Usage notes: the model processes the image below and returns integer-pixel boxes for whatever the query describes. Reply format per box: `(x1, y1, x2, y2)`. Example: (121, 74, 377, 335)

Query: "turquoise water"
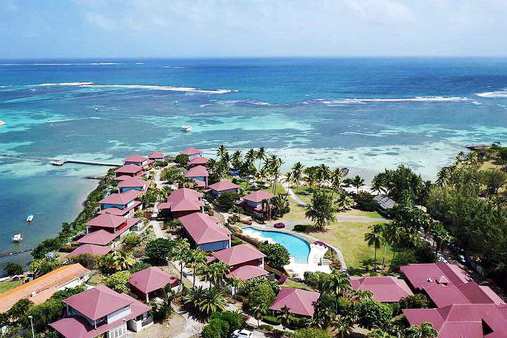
(244, 227, 310, 263)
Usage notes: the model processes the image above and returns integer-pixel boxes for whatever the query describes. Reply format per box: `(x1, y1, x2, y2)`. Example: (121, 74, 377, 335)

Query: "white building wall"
(107, 306, 131, 324)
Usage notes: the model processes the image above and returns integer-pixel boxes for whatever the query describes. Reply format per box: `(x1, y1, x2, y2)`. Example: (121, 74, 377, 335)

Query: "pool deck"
(245, 223, 347, 276)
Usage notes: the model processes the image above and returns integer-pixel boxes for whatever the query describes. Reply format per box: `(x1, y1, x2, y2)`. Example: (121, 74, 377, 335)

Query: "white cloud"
(343, 0, 414, 24)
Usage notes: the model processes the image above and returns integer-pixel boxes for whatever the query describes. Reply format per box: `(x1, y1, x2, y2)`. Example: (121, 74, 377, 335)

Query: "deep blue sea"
(1, 57, 507, 268)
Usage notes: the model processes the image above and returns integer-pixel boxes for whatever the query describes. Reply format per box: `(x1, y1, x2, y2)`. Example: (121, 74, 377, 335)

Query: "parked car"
(274, 222, 285, 228)
(232, 329, 252, 338)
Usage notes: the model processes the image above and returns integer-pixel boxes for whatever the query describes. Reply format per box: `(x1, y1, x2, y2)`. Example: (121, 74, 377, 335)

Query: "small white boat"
(0, 119, 5, 126)
(12, 234, 22, 242)
(181, 125, 192, 132)
(26, 215, 34, 222)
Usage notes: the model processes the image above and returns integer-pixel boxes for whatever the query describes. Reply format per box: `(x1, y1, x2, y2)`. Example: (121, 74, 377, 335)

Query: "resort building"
(270, 288, 320, 318)
(0, 264, 90, 313)
(210, 244, 268, 281)
(123, 155, 149, 167)
(180, 147, 202, 158)
(349, 276, 413, 303)
(158, 188, 204, 218)
(147, 152, 164, 162)
(98, 190, 142, 218)
(67, 244, 112, 258)
(373, 194, 396, 211)
(77, 218, 142, 248)
(85, 214, 129, 234)
(207, 180, 239, 196)
(179, 213, 231, 251)
(129, 267, 179, 302)
(184, 165, 209, 188)
(114, 164, 144, 178)
(117, 177, 149, 193)
(189, 156, 209, 167)
(50, 284, 152, 338)
(241, 190, 274, 218)
(403, 304, 507, 338)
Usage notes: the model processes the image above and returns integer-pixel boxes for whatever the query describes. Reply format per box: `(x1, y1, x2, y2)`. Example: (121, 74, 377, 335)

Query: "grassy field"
(0, 280, 21, 294)
(282, 278, 314, 291)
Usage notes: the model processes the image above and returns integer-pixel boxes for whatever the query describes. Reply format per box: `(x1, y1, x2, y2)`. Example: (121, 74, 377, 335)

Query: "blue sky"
(1, 0, 507, 59)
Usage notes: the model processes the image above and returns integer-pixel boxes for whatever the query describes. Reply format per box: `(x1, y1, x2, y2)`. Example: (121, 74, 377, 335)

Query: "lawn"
(340, 209, 384, 219)
(307, 219, 393, 269)
(0, 280, 21, 294)
(284, 199, 308, 221)
(282, 278, 314, 291)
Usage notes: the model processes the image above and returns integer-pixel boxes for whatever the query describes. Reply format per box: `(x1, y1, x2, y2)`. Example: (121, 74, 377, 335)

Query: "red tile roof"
(77, 230, 115, 246)
(114, 175, 132, 181)
(404, 304, 507, 338)
(115, 164, 144, 174)
(117, 177, 149, 188)
(212, 244, 265, 266)
(401, 262, 472, 291)
(129, 267, 179, 294)
(189, 156, 209, 165)
(270, 288, 320, 317)
(98, 201, 141, 216)
(67, 244, 112, 258)
(99, 190, 140, 205)
(158, 188, 203, 212)
(425, 282, 506, 308)
(227, 265, 269, 281)
(243, 190, 274, 203)
(52, 285, 150, 338)
(147, 152, 164, 159)
(350, 276, 413, 303)
(180, 147, 202, 156)
(123, 155, 147, 163)
(185, 165, 209, 178)
(86, 214, 126, 229)
(0, 264, 89, 313)
(179, 213, 230, 245)
(208, 180, 239, 192)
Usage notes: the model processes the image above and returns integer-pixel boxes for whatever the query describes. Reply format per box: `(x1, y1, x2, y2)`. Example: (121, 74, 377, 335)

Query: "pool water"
(243, 227, 310, 263)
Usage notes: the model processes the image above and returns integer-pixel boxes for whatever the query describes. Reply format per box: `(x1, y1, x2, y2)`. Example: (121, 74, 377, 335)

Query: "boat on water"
(26, 215, 34, 222)
(181, 125, 192, 132)
(12, 234, 22, 242)
(0, 119, 5, 126)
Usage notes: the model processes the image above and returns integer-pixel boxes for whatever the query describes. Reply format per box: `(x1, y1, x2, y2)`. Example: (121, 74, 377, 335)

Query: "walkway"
(282, 182, 307, 207)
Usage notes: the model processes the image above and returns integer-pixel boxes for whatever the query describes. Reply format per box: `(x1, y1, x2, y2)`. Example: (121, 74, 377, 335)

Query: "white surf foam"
(320, 96, 470, 105)
(0, 63, 120, 66)
(476, 89, 507, 98)
(33, 82, 94, 87)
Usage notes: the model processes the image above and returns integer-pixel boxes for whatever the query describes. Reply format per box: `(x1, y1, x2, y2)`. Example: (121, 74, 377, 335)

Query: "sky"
(1, 0, 507, 59)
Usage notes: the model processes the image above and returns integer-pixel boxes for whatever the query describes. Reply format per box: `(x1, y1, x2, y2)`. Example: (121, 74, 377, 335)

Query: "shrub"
(210, 311, 243, 336)
(4, 262, 23, 276)
(246, 281, 276, 313)
(201, 318, 229, 338)
(354, 191, 379, 211)
(215, 191, 241, 211)
(260, 243, 290, 270)
(357, 300, 393, 330)
(399, 294, 430, 309)
(145, 238, 172, 263)
(292, 328, 331, 338)
(258, 324, 273, 331)
(131, 261, 151, 273)
(293, 224, 307, 232)
(175, 154, 190, 166)
(123, 232, 142, 249)
(104, 271, 131, 293)
(69, 253, 98, 269)
(262, 315, 281, 325)
(289, 316, 310, 329)
(231, 238, 243, 246)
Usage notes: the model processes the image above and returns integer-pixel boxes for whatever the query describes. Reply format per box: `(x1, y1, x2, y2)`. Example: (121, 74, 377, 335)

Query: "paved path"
(151, 220, 165, 239)
(282, 182, 307, 206)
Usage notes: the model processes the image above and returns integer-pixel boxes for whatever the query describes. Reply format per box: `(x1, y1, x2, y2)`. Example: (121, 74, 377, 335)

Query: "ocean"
(1, 57, 507, 268)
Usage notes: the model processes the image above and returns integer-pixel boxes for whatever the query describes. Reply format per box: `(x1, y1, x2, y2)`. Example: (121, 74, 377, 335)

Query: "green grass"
(340, 209, 384, 219)
(307, 220, 393, 269)
(0, 280, 21, 294)
(282, 279, 314, 291)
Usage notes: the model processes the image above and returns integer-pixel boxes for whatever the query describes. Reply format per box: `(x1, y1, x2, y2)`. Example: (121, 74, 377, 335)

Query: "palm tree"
(291, 162, 304, 192)
(316, 164, 330, 189)
(256, 147, 266, 172)
(209, 261, 229, 287)
(171, 239, 190, 286)
(335, 191, 354, 211)
(265, 155, 283, 194)
(198, 264, 215, 288)
(365, 223, 384, 266)
(333, 314, 355, 338)
(325, 270, 351, 299)
(251, 303, 268, 327)
(279, 305, 292, 327)
(111, 251, 135, 271)
(231, 150, 242, 170)
(305, 190, 336, 230)
(199, 288, 226, 315)
(405, 322, 438, 338)
(245, 148, 256, 165)
(217, 144, 228, 159)
(330, 167, 346, 196)
(367, 329, 395, 338)
(187, 249, 207, 287)
(229, 277, 244, 300)
(351, 175, 365, 193)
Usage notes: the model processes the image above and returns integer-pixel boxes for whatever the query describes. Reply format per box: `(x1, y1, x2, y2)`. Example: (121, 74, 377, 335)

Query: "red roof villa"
(158, 188, 204, 218)
(118, 177, 149, 193)
(208, 180, 239, 196)
(180, 147, 202, 157)
(270, 288, 320, 317)
(210, 244, 268, 281)
(189, 156, 209, 167)
(123, 155, 149, 167)
(179, 213, 231, 252)
(184, 165, 209, 187)
(50, 284, 152, 338)
(98, 190, 142, 218)
(115, 164, 144, 178)
(147, 152, 164, 162)
(241, 190, 275, 219)
(129, 267, 179, 302)
(350, 276, 413, 303)
(67, 244, 112, 258)
(77, 218, 142, 248)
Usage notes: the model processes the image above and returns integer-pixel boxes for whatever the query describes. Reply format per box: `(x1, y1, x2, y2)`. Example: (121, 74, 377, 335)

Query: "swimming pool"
(243, 227, 310, 263)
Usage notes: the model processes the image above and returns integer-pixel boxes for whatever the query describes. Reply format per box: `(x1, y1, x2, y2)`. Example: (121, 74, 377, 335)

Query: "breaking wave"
(476, 89, 507, 98)
(318, 96, 470, 105)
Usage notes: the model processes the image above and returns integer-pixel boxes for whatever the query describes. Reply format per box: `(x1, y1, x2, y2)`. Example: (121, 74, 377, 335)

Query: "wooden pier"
(0, 154, 121, 167)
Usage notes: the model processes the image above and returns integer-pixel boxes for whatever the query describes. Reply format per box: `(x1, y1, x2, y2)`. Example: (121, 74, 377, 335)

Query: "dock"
(0, 154, 121, 167)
